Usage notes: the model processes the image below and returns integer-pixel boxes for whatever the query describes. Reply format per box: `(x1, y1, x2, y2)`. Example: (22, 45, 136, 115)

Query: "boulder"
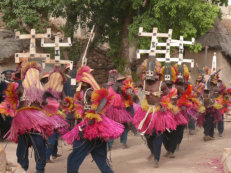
(87, 48, 116, 84)
(222, 148, 231, 173)
(0, 144, 7, 173)
(0, 144, 26, 173)
(0, 29, 29, 64)
(6, 163, 26, 173)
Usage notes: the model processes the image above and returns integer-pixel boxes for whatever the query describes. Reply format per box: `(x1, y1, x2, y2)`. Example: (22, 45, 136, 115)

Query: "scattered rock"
(0, 144, 7, 173)
(0, 29, 29, 64)
(0, 144, 26, 173)
(222, 148, 231, 173)
(6, 163, 26, 173)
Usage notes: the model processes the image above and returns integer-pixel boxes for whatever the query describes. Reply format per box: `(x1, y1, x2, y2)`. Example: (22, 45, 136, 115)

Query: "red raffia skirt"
(105, 91, 132, 123)
(133, 103, 140, 113)
(49, 115, 70, 135)
(62, 114, 124, 145)
(105, 106, 132, 123)
(133, 107, 177, 135)
(197, 107, 222, 127)
(6, 107, 54, 143)
(187, 107, 198, 120)
(174, 110, 188, 126)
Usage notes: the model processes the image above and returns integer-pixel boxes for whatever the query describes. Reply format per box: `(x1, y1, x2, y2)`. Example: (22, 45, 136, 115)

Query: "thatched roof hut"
(197, 17, 231, 58)
(185, 17, 231, 85)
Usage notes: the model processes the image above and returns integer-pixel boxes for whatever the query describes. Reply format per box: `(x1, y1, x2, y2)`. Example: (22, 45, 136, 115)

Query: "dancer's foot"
(164, 151, 170, 157)
(154, 160, 159, 168)
(52, 154, 62, 160)
(219, 133, 223, 137)
(169, 153, 175, 158)
(122, 143, 129, 149)
(189, 130, 196, 135)
(203, 136, 209, 141)
(46, 160, 54, 163)
(203, 136, 213, 141)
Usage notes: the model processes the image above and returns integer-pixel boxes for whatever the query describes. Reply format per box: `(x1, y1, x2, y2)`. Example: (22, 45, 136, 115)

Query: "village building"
(186, 17, 231, 86)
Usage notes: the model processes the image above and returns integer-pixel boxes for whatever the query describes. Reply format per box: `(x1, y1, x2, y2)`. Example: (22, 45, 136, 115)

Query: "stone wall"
(185, 49, 231, 86)
(0, 144, 7, 173)
(87, 48, 116, 84)
(0, 28, 115, 84)
(0, 29, 29, 72)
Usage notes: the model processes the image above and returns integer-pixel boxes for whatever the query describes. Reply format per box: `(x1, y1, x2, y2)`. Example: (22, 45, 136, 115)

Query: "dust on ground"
(2, 124, 231, 173)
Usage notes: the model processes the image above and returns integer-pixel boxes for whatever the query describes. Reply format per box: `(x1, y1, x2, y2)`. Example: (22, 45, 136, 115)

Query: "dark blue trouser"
(53, 137, 58, 157)
(108, 124, 129, 149)
(188, 116, 195, 130)
(145, 132, 162, 161)
(203, 113, 215, 137)
(0, 115, 12, 140)
(162, 125, 185, 154)
(17, 134, 46, 173)
(46, 130, 58, 160)
(162, 129, 177, 154)
(126, 106, 137, 135)
(126, 106, 134, 117)
(216, 114, 224, 134)
(67, 139, 113, 173)
(177, 125, 185, 145)
(120, 124, 129, 144)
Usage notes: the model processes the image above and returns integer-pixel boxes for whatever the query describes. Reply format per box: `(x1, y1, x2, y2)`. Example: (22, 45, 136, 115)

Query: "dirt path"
(2, 125, 231, 173)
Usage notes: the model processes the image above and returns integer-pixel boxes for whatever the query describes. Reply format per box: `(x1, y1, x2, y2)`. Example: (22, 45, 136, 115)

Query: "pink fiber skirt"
(197, 107, 222, 127)
(133, 107, 177, 135)
(187, 107, 198, 120)
(174, 111, 188, 126)
(6, 107, 54, 143)
(105, 106, 132, 123)
(133, 103, 141, 113)
(49, 115, 70, 135)
(62, 115, 124, 145)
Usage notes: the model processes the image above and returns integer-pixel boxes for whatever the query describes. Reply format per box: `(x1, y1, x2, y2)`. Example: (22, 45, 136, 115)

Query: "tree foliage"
(0, 0, 53, 32)
(0, 0, 227, 67)
(129, 0, 220, 52)
(52, 0, 223, 61)
(211, 0, 228, 6)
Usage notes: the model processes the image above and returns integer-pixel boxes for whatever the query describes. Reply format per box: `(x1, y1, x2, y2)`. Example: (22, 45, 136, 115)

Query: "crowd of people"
(0, 55, 230, 173)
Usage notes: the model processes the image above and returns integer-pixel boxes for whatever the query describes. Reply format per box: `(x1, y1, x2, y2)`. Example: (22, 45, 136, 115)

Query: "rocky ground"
(2, 123, 231, 173)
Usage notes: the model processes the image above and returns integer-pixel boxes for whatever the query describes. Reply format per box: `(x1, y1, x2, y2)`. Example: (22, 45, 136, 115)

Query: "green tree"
(129, 0, 221, 53)
(0, 0, 227, 69)
(211, 0, 228, 6)
(52, 0, 133, 71)
(52, 0, 79, 39)
(0, 0, 53, 32)
(0, 0, 82, 63)
(52, 0, 223, 68)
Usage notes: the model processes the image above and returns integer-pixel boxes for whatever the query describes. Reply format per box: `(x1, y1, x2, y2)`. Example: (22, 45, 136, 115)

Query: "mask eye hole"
(165, 75, 171, 80)
(146, 70, 154, 76)
(178, 73, 183, 78)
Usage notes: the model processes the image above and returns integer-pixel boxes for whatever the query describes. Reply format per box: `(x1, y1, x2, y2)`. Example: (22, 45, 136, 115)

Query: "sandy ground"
(2, 124, 231, 173)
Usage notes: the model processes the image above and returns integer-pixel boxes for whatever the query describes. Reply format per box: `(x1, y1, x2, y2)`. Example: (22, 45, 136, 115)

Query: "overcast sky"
(229, 0, 231, 5)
